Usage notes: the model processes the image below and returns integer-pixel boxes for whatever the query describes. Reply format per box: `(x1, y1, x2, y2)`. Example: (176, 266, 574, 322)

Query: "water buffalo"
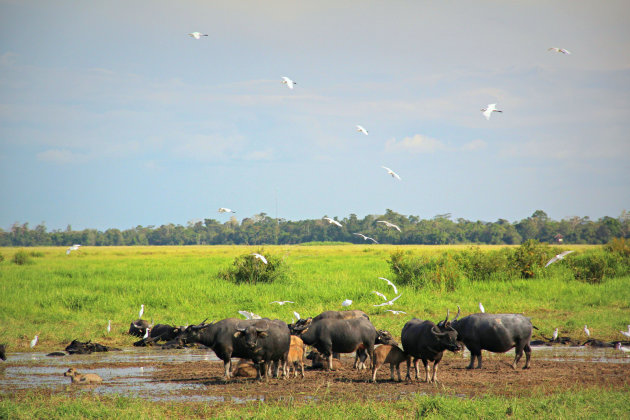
(401, 312, 460, 383)
(182, 318, 290, 380)
(64, 368, 103, 384)
(293, 317, 387, 375)
(371, 344, 411, 382)
(447, 307, 533, 369)
(65, 340, 111, 354)
(286, 335, 305, 378)
(0, 344, 6, 361)
(128, 319, 149, 337)
(150, 324, 186, 342)
(306, 349, 342, 370)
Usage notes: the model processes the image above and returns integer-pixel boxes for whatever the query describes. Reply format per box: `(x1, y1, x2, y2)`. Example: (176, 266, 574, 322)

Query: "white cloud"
(36, 149, 89, 164)
(385, 134, 448, 154)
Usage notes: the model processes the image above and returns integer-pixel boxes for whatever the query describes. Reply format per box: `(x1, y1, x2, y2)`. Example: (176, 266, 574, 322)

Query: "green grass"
(0, 244, 628, 351)
(1, 387, 628, 419)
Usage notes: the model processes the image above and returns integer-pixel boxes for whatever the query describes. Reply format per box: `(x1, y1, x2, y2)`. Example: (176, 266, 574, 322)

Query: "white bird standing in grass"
(372, 291, 387, 301)
(107, 320, 111, 334)
(271, 300, 294, 305)
(374, 294, 402, 307)
(378, 277, 398, 295)
(548, 47, 571, 55)
(281, 76, 296, 89)
(377, 220, 401, 232)
(342, 299, 353, 307)
(238, 311, 262, 320)
(386, 310, 407, 315)
(251, 253, 268, 264)
(356, 125, 368, 135)
(481, 103, 503, 120)
(545, 250, 574, 267)
(552, 328, 558, 341)
(139, 304, 144, 319)
(188, 32, 208, 39)
(218, 208, 235, 213)
(479, 302, 485, 313)
(30, 335, 38, 348)
(324, 217, 342, 227)
(584, 325, 590, 338)
(381, 166, 401, 180)
(620, 325, 630, 338)
(66, 244, 81, 255)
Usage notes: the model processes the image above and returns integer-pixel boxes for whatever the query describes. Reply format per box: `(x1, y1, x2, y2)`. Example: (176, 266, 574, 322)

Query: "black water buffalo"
(150, 324, 185, 342)
(447, 307, 533, 369)
(294, 317, 388, 374)
(128, 319, 149, 337)
(0, 344, 6, 361)
(182, 318, 290, 380)
(65, 339, 111, 354)
(401, 312, 459, 383)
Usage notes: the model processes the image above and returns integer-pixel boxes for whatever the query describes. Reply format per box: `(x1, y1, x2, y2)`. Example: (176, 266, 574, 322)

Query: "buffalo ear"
(258, 331, 269, 338)
(233, 331, 243, 338)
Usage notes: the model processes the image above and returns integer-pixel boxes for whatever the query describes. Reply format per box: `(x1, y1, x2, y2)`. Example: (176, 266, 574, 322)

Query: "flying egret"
(548, 47, 571, 55)
(584, 325, 590, 338)
(386, 310, 407, 315)
(218, 208, 235, 213)
(107, 320, 111, 334)
(324, 217, 342, 227)
(66, 244, 81, 255)
(271, 300, 294, 305)
(188, 32, 208, 39)
(281, 76, 296, 89)
(30, 335, 38, 348)
(376, 220, 401, 232)
(381, 166, 401, 180)
(545, 250, 575, 267)
(378, 277, 398, 295)
(341, 299, 353, 307)
(372, 291, 387, 301)
(620, 325, 630, 338)
(139, 304, 144, 319)
(479, 302, 485, 313)
(552, 328, 558, 341)
(238, 310, 262, 320)
(481, 104, 503, 120)
(353, 233, 378, 243)
(356, 125, 369, 135)
(373, 294, 402, 307)
(293, 311, 301, 322)
(251, 253, 268, 264)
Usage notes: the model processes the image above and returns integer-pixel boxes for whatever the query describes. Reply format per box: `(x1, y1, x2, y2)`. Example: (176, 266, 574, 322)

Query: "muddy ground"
(14, 350, 626, 403)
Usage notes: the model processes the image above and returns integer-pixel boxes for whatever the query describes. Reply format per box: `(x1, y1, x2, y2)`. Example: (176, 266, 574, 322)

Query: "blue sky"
(1, 1, 628, 231)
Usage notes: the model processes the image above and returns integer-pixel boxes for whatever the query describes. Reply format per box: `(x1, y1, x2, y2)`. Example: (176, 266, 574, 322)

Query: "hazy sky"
(1, 1, 628, 231)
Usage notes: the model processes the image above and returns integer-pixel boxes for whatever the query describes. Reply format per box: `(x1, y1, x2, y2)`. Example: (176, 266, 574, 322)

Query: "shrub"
(218, 251, 288, 285)
(509, 240, 551, 278)
(568, 252, 615, 284)
(387, 250, 462, 291)
(0, 253, 4, 263)
(11, 250, 33, 265)
(454, 247, 514, 281)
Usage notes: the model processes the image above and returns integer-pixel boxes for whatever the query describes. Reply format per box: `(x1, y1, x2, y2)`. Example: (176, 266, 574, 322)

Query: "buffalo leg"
(371, 362, 379, 382)
(422, 359, 430, 382)
(223, 359, 232, 379)
(431, 362, 438, 383)
(523, 343, 531, 369)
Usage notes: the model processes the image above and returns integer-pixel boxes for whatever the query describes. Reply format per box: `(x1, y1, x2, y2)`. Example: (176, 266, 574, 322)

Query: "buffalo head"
(234, 321, 269, 350)
(376, 329, 398, 346)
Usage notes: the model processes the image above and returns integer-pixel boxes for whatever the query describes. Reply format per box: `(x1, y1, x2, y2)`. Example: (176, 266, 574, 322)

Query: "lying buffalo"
(128, 319, 149, 337)
(401, 311, 459, 383)
(65, 340, 113, 355)
(150, 324, 186, 342)
(446, 307, 533, 369)
(182, 318, 290, 380)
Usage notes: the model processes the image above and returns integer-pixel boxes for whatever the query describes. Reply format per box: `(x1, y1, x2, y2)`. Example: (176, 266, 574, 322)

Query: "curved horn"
(452, 306, 461, 322)
(431, 325, 449, 337)
(444, 308, 450, 324)
(199, 318, 208, 325)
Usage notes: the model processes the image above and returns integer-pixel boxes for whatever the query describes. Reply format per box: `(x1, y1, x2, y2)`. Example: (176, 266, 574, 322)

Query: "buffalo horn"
(431, 325, 448, 337)
(444, 309, 450, 324)
(452, 306, 461, 322)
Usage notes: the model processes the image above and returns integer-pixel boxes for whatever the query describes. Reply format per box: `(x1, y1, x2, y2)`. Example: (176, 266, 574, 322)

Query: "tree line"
(1, 210, 628, 247)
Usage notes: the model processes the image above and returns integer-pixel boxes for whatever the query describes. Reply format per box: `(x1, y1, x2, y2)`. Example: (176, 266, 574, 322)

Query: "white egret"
(238, 310, 262, 320)
(548, 47, 571, 55)
(376, 220, 401, 232)
(584, 325, 590, 338)
(143, 327, 150, 340)
(381, 166, 401, 180)
(66, 244, 81, 255)
(188, 32, 208, 39)
(107, 320, 111, 334)
(271, 301, 294, 305)
(620, 325, 630, 338)
(479, 302, 485, 313)
(218, 208, 235, 213)
(341, 299, 353, 307)
(372, 291, 387, 301)
(481, 104, 503, 120)
(373, 294, 402, 307)
(293, 311, 301, 322)
(378, 277, 398, 295)
(139, 304, 144, 319)
(356, 125, 368, 135)
(281, 76, 296, 89)
(552, 328, 558, 341)
(545, 250, 574, 267)
(386, 310, 407, 315)
(324, 217, 342, 227)
(353, 233, 378, 244)
(30, 335, 38, 348)
(251, 253, 268, 264)
(616, 343, 630, 353)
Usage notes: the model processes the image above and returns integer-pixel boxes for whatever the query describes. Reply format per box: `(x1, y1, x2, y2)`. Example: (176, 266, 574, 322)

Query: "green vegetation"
(218, 250, 289, 284)
(1, 387, 628, 419)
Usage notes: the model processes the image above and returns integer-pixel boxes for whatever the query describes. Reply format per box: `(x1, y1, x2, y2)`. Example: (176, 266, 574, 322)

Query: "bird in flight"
(481, 104, 503, 120)
(479, 302, 485, 313)
(374, 294, 402, 307)
(251, 253, 268, 264)
(218, 208, 235, 213)
(188, 32, 208, 39)
(548, 47, 571, 55)
(30, 335, 38, 348)
(386, 310, 407, 315)
(372, 291, 387, 301)
(324, 217, 342, 227)
(378, 277, 398, 295)
(381, 166, 401, 180)
(353, 233, 378, 244)
(238, 310, 262, 320)
(271, 300, 294, 305)
(377, 220, 401, 232)
(356, 125, 369, 135)
(545, 250, 574, 267)
(281, 76, 296, 89)
(66, 244, 81, 255)
(342, 299, 353, 307)
(139, 304, 144, 319)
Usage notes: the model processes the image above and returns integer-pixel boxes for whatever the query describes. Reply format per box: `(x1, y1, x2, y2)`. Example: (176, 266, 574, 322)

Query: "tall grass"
(0, 244, 628, 351)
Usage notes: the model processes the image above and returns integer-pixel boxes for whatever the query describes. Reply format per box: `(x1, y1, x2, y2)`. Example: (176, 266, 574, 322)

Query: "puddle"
(530, 345, 630, 364)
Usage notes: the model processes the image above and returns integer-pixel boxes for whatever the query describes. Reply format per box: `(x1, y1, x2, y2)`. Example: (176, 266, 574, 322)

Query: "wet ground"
(1, 346, 629, 403)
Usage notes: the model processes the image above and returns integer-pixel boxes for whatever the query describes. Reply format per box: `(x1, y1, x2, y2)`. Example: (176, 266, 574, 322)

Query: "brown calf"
(286, 336, 305, 378)
(371, 345, 411, 382)
(64, 368, 103, 384)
